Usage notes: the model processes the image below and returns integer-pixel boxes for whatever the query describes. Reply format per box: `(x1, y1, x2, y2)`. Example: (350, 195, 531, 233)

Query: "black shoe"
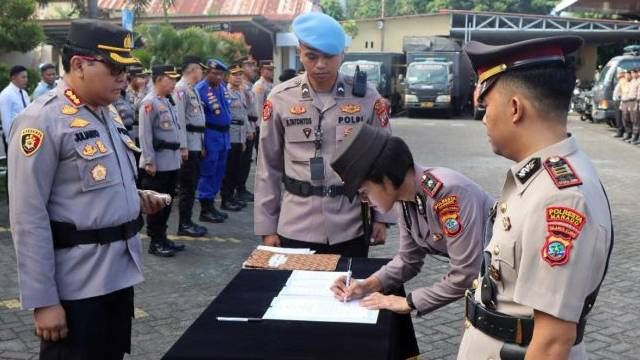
(178, 223, 206, 237)
(210, 204, 229, 219)
(623, 133, 632, 140)
(165, 238, 186, 251)
(199, 210, 224, 223)
(148, 241, 175, 257)
(614, 130, 624, 138)
(233, 197, 247, 208)
(192, 222, 208, 234)
(237, 190, 254, 202)
(632, 134, 640, 145)
(221, 200, 242, 211)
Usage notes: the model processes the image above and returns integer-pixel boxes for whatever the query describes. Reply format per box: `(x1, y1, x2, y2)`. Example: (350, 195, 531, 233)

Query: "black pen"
(216, 317, 263, 322)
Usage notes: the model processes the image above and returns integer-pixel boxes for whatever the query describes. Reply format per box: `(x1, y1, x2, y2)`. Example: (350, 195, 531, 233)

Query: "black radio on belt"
(352, 65, 367, 98)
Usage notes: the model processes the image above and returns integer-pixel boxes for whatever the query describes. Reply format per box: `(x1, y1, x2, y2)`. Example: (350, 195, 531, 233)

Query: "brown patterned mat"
(244, 249, 339, 271)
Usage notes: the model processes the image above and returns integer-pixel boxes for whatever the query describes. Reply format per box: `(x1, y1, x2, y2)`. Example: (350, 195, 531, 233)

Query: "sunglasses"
(75, 55, 127, 76)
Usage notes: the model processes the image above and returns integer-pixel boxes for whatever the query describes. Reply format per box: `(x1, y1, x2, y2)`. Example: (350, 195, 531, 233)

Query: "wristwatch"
(406, 292, 416, 310)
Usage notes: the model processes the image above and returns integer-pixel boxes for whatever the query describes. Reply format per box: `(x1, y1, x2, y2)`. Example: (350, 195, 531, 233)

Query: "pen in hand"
(344, 257, 352, 303)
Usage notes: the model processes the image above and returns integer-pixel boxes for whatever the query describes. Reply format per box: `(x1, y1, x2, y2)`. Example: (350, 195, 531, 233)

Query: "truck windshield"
(340, 63, 380, 83)
(406, 63, 448, 85)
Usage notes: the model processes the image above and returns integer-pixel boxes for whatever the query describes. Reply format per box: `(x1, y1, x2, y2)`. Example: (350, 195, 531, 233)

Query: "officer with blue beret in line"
(8, 19, 166, 359)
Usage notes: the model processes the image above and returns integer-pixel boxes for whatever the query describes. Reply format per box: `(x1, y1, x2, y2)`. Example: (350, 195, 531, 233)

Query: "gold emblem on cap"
(82, 144, 97, 157)
(96, 140, 108, 153)
(91, 164, 107, 181)
(124, 33, 132, 49)
(62, 105, 79, 115)
(69, 118, 90, 128)
(479, 64, 508, 83)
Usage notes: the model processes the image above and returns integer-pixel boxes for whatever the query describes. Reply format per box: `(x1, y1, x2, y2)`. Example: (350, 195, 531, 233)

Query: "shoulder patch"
(69, 118, 90, 128)
(433, 195, 463, 238)
(516, 157, 541, 184)
(20, 128, 44, 156)
(542, 206, 587, 266)
(374, 98, 389, 127)
(543, 156, 582, 189)
(420, 171, 443, 198)
(144, 102, 153, 115)
(263, 100, 273, 122)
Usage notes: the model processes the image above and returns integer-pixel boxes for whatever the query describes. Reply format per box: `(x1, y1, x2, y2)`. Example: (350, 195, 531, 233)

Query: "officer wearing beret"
(8, 19, 166, 359)
(139, 65, 186, 257)
(254, 12, 394, 256)
(252, 59, 274, 152)
(220, 63, 249, 210)
(329, 123, 493, 315)
(174, 55, 208, 237)
(458, 36, 613, 359)
(195, 59, 234, 222)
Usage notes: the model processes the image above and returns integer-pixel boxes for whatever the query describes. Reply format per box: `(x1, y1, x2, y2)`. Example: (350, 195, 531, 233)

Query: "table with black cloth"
(162, 257, 420, 360)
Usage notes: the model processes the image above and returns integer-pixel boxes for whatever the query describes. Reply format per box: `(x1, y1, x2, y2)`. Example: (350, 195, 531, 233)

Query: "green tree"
(320, 0, 345, 21)
(342, 19, 359, 38)
(0, 0, 45, 53)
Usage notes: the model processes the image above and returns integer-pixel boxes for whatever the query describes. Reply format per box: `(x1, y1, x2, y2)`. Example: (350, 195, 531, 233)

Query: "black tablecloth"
(162, 257, 420, 360)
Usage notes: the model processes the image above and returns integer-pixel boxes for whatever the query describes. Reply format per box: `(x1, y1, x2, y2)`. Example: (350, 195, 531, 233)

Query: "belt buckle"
(299, 182, 311, 196)
(324, 186, 334, 197)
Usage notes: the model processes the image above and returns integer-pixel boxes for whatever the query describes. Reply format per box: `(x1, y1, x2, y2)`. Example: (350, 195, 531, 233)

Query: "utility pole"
(380, 0, 385, 52)
(88, 0, 98, 18)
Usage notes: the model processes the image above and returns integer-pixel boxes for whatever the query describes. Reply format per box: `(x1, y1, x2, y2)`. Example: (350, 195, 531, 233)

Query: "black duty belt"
(125, 124, 133, 131)
(206, 123, 229, 132)
(464, 290, 585, 346)
(153, 140, 180, 150)
(186, 124, 205, 133)
(248, 115, 258, 123)
(283, 175, 345, 198)
(51, 215, 144, 250)
(231, 119, 245, 126)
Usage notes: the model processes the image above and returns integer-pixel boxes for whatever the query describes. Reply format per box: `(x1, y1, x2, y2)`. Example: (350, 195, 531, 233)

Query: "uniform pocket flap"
(285, 126, 316, 143)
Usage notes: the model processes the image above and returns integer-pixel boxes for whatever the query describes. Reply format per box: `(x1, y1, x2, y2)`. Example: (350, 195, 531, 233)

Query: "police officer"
(8, 19, 166, 359)
(113, 67, 141, 156)
(612, 70, 627, 138)
(330, 123, 493, 315)
(252, 60, 274, 152)
(220, 63, 249, 211)
(195, 59, 233, 222)
(254, 12, 393, 257)
(458, 36, 613, 359)
(139, 65, 186, 257)
(174, 55, 208, 237)
(619, 69, 636, 142)
(631, 68, 640, 145)
(237, 57, 258, 202)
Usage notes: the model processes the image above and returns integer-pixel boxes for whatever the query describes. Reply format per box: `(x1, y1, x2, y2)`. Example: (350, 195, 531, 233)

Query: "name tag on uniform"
(310, 156, 325, 181)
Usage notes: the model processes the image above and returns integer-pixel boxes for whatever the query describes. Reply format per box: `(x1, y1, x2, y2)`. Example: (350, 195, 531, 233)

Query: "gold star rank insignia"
(20, 128, 44, 157)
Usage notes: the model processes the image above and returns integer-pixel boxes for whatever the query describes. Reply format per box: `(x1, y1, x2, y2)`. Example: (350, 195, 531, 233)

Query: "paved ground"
(0, 113, 638, 359)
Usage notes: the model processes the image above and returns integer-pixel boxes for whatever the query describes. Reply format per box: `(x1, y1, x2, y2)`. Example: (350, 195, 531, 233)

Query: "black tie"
(19, 89, 26, 108)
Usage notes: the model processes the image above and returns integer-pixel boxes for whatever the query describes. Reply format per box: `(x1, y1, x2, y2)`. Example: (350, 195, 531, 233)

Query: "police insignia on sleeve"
(303, 128, 312, 139)
(61, 105, 79, 115)
(91, 164, 107, 182)
(69, 118, 90, 128)
(516, 157, 541, 184)
(144, 103, 153, 115)
(341, 103, 362, 114)
(20, 128, 44, 157)
(420, 171, 443, 198)
(542, 206, 586, 266)
(263, 100, 273, 122)
(289, 105, 306, 115)
(374, 98, 389, 127)
(433, 195, 463, 237)
(544, 156, 582, 189)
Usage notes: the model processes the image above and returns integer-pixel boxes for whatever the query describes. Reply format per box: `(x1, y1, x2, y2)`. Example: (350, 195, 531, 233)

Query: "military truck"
(340, 52, 405, 113)
(401, 36, 474, 117)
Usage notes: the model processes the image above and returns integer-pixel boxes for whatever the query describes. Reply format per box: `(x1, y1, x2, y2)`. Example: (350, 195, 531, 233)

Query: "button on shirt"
(0, 82, 30, 137)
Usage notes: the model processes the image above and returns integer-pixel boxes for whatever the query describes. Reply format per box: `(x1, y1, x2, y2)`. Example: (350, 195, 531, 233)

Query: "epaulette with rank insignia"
(420, 171, 443, 198)
(543, 156, 582, 189)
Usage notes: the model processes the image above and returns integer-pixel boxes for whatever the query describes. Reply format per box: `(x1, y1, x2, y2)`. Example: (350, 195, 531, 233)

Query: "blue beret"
(292, 12, 345, 56)
(206, 58, 228, 71)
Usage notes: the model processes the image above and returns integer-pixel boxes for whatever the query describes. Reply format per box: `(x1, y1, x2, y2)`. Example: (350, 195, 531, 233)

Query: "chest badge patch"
(544, 156, 582, 189)
(341, 103, 362, 114)
(20, 128, 44, 157)
(542, 206, 586, 266)
(290, 105, 306, 115)
(303, 128, 312, 139)
(91, 164, 107, 182)
(420, 171, 443, 198)
(62, 105, 79, 115)
(69, 118, 90, 128)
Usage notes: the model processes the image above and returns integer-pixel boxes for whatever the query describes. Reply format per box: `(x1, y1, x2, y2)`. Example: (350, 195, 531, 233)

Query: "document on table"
(262, 270, 379, 324)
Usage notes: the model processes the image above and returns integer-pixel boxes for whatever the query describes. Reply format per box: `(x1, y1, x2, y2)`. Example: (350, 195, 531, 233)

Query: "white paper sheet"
(262, 270, 379, 324)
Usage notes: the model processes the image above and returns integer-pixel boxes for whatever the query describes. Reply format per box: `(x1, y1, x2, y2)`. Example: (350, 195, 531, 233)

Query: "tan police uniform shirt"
(373, 164, 494, 315)
(254, 73, 394, 244)
(8, 81, 143, 310)
(458, 136, 612, 360)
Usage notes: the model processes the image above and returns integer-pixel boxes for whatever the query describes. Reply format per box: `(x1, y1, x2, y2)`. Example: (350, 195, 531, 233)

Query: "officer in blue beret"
(254, 12, 395, 257)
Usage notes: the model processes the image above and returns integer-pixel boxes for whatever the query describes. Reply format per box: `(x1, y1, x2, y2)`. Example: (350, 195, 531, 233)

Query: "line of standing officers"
(612, 68, 640, 144)
(114, 56, 275, 257)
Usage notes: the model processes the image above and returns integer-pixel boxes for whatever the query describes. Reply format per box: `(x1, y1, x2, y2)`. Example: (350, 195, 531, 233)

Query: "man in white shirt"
(0, 65, 30, 153)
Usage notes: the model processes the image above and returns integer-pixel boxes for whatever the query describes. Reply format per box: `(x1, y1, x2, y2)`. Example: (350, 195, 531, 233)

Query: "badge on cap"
(62, 105, 79, 115)
(69, 118, 90, 128)
(341, 104, 362, 114)
(542, 206, 586, 266)
(263, 100, 273, 122)
(20, 128, 44, 157)
(91, 164, 107, 182)
(290, 105, 306, 115)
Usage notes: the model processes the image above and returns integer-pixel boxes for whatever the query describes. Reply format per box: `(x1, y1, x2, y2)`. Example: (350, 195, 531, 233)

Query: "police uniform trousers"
(621, 101, 635, 133)
(143, 170, 179, 239)
(221, 143, 244, 201)
(279, 235, 370, 258)
(197, 129, 228, 201)
(40, 287, 134, 360)
(633, 103, 640, 135)
(238, 137, 254, 193)
(178, 151, 201, 224)
(615, 101, 623, 132)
